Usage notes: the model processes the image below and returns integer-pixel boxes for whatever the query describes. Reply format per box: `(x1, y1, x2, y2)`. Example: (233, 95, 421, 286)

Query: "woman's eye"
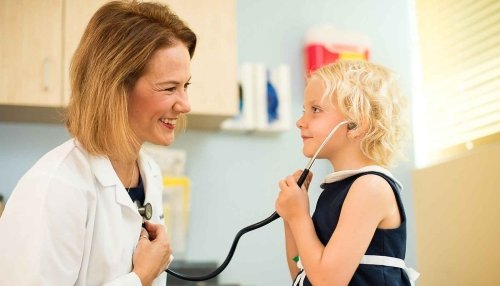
(162, 87, 176, 93)
(184, 82, 191, 91)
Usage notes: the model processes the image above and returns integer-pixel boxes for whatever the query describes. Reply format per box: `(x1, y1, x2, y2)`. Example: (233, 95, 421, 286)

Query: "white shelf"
(221, 63, 291, 133)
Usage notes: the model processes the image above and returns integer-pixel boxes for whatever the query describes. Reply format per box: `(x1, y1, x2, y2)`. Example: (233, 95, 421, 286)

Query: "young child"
(275, 60, 419, 286)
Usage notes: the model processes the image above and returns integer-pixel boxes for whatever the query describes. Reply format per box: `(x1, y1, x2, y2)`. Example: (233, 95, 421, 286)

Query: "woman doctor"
(0, 1, 196, 285)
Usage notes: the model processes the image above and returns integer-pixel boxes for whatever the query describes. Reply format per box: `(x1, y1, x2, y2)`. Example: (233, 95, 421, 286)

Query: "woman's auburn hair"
(312, 60, 407, 167)
(65, 0, 196, 162)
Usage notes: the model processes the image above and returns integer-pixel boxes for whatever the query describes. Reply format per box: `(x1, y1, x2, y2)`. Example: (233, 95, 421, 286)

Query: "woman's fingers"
(139, 228, 149, 241)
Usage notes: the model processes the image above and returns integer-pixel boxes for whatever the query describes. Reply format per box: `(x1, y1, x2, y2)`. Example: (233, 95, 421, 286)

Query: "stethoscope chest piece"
(135, 201, 153, 220)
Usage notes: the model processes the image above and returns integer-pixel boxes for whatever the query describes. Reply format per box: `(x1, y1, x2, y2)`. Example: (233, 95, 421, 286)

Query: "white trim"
(294, 255, 419, 285)
(322, 165, 403, 190)
(293, 270, 306, 286)
(360, 255, 420, 286)
(360, 254, 406, 268)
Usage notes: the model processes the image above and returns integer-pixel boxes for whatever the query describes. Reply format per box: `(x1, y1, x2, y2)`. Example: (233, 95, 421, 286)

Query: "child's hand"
(275, 170, 313, 223)
(294, 169, 313, 190)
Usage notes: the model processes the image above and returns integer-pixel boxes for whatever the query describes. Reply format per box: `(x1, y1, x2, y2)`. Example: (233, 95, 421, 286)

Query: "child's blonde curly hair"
(312, 60, 407, 167)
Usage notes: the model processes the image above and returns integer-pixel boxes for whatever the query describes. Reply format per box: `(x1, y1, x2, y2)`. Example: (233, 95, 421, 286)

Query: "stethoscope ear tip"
(347, 122, 357, 130)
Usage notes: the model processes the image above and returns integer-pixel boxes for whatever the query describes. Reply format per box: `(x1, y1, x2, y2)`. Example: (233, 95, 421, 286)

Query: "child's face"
(297, 77, 347, 160)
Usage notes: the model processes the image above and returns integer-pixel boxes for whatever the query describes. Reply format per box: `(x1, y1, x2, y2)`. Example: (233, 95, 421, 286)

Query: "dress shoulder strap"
(351, 171, 407, 222)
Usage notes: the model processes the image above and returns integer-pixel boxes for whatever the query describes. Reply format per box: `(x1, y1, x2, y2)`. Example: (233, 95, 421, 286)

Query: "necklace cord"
(126, 163, 135, 192)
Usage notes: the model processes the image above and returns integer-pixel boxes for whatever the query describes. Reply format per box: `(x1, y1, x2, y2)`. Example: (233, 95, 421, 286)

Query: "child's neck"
(329, 153, 376, 172)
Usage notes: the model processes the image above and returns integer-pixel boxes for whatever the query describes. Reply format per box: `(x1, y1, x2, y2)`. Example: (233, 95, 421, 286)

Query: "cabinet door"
(63, 0, 109, 106)
(164, 0, 238, 127)
(0, 0, 63, 107)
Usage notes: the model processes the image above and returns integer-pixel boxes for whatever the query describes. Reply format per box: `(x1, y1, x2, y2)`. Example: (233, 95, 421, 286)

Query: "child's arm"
(284, 221, 300, 279)
(276, 174, 400, 286)
(280, 170, 313, 280)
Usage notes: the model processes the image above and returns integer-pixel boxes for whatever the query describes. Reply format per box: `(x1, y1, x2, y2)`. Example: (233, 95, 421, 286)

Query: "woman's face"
(128, 42, 191, 146)
(296, 77, 347, 160)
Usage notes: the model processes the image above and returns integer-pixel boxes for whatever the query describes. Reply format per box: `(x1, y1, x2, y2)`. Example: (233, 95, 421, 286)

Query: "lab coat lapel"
(138, 150, 163, 223)
(138, 150, 161, 205)
(89, 155, 137, 210)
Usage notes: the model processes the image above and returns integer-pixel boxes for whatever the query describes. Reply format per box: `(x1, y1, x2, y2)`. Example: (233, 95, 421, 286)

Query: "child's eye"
(302, 105, 322, 114)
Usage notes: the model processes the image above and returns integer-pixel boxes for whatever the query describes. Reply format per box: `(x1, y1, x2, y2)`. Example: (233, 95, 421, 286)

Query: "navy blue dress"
(294, 171, 411, 286)
(127, 174, 145, 205)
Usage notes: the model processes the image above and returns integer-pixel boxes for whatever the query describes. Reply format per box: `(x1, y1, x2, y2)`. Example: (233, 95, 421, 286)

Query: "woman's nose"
(174, 94, 191, 113)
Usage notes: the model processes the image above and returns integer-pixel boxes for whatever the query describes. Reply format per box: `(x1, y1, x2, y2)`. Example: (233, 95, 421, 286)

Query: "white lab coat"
(0, 139, 168, 286)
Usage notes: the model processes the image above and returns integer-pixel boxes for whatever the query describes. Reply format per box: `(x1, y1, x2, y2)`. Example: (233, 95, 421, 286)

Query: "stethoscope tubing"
(165, 169, 310, 281)
(165, 121, 349, 281)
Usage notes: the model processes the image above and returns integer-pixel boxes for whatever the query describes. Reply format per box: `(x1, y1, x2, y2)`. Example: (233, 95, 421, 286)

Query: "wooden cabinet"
(0, 0, 238, 129)
(164, 0, 238, 129)
(0, 0, 63, 107)
(63, 0, 110, 106)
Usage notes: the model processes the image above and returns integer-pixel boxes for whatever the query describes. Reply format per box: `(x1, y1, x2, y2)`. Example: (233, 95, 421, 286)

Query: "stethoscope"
(137, 120, 355, 281)
(136, 201, 153, 220)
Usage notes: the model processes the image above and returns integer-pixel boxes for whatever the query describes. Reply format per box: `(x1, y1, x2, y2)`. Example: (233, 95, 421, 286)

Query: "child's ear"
(347, 121, 364, 139)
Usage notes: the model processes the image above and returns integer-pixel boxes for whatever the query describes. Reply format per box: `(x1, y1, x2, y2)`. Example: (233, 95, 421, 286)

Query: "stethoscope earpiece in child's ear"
(347, 122, 357, 130)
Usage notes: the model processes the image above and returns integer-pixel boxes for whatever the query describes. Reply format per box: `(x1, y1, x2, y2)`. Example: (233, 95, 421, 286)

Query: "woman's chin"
(150, 135, 175, 146)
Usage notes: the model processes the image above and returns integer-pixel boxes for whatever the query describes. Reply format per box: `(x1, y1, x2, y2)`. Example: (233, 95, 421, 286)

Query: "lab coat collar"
(87, 152, 136, 209)
(78, 139, 161, 210)
(71, 139, 117, 188)
(90, 156, 119, 187)
(137, 148, 161, 205)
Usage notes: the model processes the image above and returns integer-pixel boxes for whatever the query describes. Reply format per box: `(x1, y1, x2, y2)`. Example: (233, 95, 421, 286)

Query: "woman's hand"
(275, 170, 313, 223)
(132, 221, 172, 286)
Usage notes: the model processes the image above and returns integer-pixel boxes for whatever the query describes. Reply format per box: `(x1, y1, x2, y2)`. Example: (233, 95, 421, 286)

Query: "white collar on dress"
(322, 165, 403, 190)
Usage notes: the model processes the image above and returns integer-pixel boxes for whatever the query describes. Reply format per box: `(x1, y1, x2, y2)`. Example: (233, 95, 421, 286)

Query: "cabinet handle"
(43, 58, 50, 91)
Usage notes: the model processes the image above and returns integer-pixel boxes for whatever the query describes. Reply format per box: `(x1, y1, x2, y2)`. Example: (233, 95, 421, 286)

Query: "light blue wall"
(0, 0, 416, 285)
(0, 123, 70, 192)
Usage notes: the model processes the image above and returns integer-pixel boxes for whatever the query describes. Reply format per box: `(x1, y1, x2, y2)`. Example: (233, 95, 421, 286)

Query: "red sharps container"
(304, 25, 371, 75)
